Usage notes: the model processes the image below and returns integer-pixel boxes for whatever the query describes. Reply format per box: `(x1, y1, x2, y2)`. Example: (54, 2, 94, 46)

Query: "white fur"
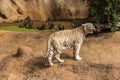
(46, 23, 95, 66)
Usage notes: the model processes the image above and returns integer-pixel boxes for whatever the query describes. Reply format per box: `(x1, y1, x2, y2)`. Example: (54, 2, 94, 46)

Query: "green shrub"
(89, 0, 120, 32)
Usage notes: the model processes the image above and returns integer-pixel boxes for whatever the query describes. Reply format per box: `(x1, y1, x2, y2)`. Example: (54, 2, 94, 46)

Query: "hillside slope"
(0, 30, 120, 80)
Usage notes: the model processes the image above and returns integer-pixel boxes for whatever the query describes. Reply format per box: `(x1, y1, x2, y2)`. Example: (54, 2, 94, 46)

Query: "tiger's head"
(82, 23, 96, 34)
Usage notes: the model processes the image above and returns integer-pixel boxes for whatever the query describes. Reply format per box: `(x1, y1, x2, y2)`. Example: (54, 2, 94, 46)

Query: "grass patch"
(0, 26, 55, 32)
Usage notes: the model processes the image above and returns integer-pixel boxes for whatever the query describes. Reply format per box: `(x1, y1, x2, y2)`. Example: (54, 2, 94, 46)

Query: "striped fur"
(47, 23, 95, 66)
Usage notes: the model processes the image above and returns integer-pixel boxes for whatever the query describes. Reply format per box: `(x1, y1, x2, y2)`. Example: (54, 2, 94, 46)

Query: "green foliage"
(111, 27, 116, 32)
(89, 0, 120, 32)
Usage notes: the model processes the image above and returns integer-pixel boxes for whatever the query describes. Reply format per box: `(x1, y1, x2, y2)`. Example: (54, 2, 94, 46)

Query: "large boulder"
(0, 0, 89, 23)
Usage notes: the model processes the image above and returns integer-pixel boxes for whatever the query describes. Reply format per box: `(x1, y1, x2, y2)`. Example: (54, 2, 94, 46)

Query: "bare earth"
(0, 30, 120, 80)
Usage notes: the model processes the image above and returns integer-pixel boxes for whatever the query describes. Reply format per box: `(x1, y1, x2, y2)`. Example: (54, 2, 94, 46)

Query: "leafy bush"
(89, 0, 120, 32)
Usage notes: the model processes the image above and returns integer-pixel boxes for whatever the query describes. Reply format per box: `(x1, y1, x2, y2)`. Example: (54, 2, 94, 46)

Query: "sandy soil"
(0, 30, 120, 80)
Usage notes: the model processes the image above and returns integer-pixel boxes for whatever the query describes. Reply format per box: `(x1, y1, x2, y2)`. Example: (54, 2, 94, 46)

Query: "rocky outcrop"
(0, 0, 89, 23)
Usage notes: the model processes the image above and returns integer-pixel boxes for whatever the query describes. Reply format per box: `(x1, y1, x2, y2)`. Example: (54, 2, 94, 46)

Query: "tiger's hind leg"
(48, 50, 54, 66)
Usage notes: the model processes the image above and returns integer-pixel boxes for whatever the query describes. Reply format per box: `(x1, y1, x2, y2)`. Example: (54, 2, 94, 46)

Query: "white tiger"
(47, 23, 95, 66)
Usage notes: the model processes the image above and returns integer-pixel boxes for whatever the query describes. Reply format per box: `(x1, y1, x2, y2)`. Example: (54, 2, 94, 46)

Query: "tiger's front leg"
(73, 42, 82, 60)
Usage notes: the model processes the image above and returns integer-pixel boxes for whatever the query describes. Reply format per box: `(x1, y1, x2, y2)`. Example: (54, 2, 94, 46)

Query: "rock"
(19, 16, 33, 29)
(36, 24, 46, 30)
(115, 22, 120, 27)
(71, 21, 82, 28)
(0, 0, 89, 23)
(57, 24, 64, 30)
(13, 45, 34, 62)
(48, 23, 54, 30)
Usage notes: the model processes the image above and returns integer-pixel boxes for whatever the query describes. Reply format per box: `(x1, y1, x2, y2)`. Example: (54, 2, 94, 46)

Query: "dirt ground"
(0, 29, 120, 80)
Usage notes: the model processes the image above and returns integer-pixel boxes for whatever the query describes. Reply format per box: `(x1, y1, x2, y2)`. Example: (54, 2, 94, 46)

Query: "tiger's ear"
(82, 24, 88, 32)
